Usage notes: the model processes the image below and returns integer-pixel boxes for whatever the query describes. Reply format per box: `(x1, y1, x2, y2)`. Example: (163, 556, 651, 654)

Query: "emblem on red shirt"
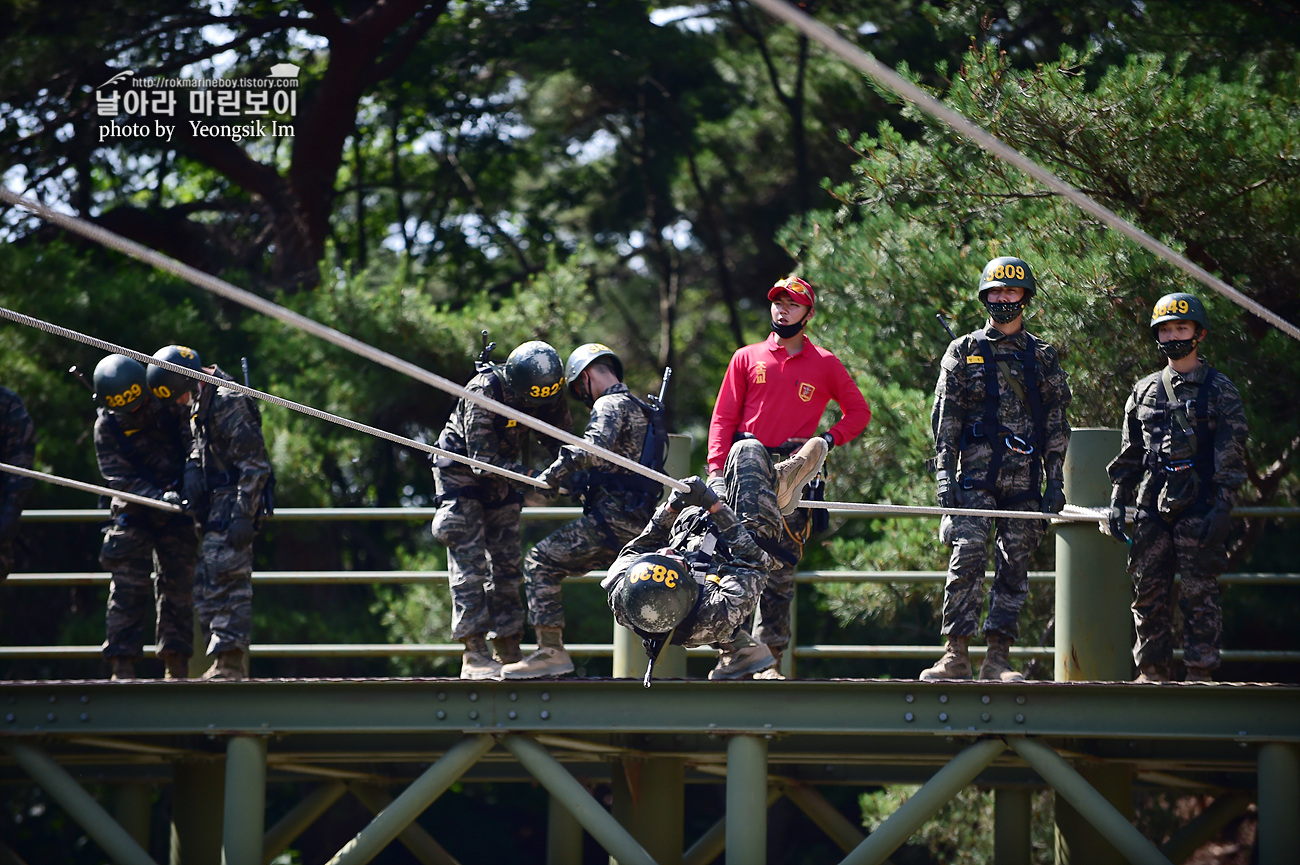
(755, 361, 767, 384)
(798, 382, 815, 402)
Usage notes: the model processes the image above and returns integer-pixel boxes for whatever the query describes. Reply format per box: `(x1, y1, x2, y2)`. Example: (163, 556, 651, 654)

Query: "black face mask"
(1158, 338, 1198, 360)
(985, 301, 1024, 324)
(771, 318, 806, 339)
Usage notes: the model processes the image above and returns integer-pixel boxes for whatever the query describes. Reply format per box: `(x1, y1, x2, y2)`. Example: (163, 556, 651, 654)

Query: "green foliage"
(860, 786, 1057, 864)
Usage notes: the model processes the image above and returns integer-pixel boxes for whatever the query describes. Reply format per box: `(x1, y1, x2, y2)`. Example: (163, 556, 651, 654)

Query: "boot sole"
(501, 664, 575, 680)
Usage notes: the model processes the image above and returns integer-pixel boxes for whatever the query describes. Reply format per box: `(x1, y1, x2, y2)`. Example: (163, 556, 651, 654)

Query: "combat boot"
(492, 633, 523, 665)
(978, 634, 1025, 682)
(501, 627, 574, 679)
(752, 647, 787, 680)
(1134, 664, 1167, 683)
(709, 632, 775, 680)
(774, 437, 829, 515)
(160, 651, 191, 680)
(109, 658, 136, 681)
(919, 635, 971, 681)
(200, 649, 247, 681)
(459, 634, 502, 680)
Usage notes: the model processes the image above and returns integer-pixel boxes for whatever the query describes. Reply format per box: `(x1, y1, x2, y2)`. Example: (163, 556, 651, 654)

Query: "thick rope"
(0, 306, 538, 488)
(747, 0, 1300, 342)
(0, 462, 181, 514)
(0, 188, 689, 494)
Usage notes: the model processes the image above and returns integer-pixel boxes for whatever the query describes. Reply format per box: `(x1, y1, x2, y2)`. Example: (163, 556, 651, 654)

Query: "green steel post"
(116, 784, 153, 851)
(349, 783, 462, 865)
(610, 757, 685, 865)
(1008, 738, 1170, 865)
(781, 783, 865, 853)
(1055, 428, 1131, 682)
(1054, 429, 1135, 864)
(682, 787, 780, 865)
(993, 788, 1031, 865)
(222, 736, 267, 865)
(1158, 793, 1251, 864)
(171, 759, 225, 865)
(325, 735, 494, 865)
(841, 738, 1006, 865)
(501, 736, 656, 865)
(1258, 743, 1300, 865)
(262, 781, 347, 865)
(725, 735, 767, 865)
(3, 742, 159, 865)
(613, 433, 691, 681)
(548, 792, 585, 865)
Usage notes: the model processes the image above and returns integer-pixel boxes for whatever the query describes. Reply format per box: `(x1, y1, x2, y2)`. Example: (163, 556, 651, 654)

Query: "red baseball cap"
(767, 276, 815, 308)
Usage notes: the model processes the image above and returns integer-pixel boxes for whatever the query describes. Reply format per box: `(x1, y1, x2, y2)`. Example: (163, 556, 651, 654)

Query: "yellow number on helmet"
(1178, 299, 1188, 313)
(664, 569, 678, 589)
(153, 385, 171, 398)
(1015, 266, 1025, 280)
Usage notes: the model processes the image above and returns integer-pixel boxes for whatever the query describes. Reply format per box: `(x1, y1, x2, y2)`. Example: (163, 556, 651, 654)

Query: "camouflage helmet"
(565, 343, 623, 396)
(978, 256, 1037, 301)
(613, 549, 700, 637)
(502, 341, 565, 406)
(1149, 293, 1209, 338)
(146, 345, 203, 404)
(92, 354, 149, 412)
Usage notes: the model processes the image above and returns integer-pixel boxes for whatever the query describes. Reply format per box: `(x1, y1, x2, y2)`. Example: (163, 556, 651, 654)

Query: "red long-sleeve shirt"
(707, 333, 870, 475)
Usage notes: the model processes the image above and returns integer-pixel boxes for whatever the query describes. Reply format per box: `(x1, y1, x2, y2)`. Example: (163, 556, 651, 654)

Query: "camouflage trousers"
(524, 492, 654, 630)
(689, 439, 780, 645)
(100, 510, 199, 659)
(431, 482, 524, 641)
(752, 506, 811, 650)
(939, 468, 1045, 642)
(1130, 513, 1226, 672)
(195, 491, 254, 656)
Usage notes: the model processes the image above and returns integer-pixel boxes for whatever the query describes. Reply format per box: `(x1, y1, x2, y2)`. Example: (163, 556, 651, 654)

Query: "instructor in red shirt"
(705, 276, 871, 679)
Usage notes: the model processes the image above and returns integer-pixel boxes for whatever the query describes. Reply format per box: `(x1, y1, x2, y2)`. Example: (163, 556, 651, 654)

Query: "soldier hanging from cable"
(502, 344, 667, 679)
(1105, 293, 1248, 683)
(604, 437, 820, 686)
(430, 339, 573, 680)
(922, 256, 1072, 683)
(148, 345, 272, 681)
(90, 354, 199, 680)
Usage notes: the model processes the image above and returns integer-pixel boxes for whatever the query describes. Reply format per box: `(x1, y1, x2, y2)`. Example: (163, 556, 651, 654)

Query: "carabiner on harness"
(1004, 434, 1034, 455)
(1164, 459, 1195, 473)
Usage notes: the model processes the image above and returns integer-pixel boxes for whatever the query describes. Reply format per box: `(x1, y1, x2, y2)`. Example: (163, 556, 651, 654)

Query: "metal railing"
(5, 505, 1299, 668)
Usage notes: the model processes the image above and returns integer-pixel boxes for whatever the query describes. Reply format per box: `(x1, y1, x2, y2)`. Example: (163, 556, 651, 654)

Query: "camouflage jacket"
(1107, 360, 1248, 510)
(435, 368, 572, 499)
(931, 324, 1072, 485)
(0, 387, 36, 516)
(190, 366, 271, 521)
(94, 399, 191, 516)
(603, 500, 768, 647)
(542, 383, 656, 502)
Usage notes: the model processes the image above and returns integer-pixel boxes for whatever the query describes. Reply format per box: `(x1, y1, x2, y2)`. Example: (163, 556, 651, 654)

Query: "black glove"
(161, 490, 183, 508)
(182, 460, 206, 506)
(226, 515, 254, 549)
(1199, 497, 1232, 548)
(935, 468, 956, 510)
(819, 432, 835, 450)
(1106, 489, 1130, 545)
(1041, 479, 1066, 514)
(668, 476, 719, 512)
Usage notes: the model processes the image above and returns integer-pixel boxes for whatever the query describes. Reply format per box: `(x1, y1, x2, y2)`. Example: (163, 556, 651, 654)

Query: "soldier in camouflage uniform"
(431, 341, 572, 680)
(502, 344, 663, 679)
(604, 438, 809, 661)
(1106, 293, 1247, 683)
(923, 257, 1072, 683)
(148, 345, 271, 681)
(0, 386, 36, 581)
(90, 355, 198, 680)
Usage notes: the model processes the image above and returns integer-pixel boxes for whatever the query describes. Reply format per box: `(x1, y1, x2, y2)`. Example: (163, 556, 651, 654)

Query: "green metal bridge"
(1, 430, 1297, 865)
